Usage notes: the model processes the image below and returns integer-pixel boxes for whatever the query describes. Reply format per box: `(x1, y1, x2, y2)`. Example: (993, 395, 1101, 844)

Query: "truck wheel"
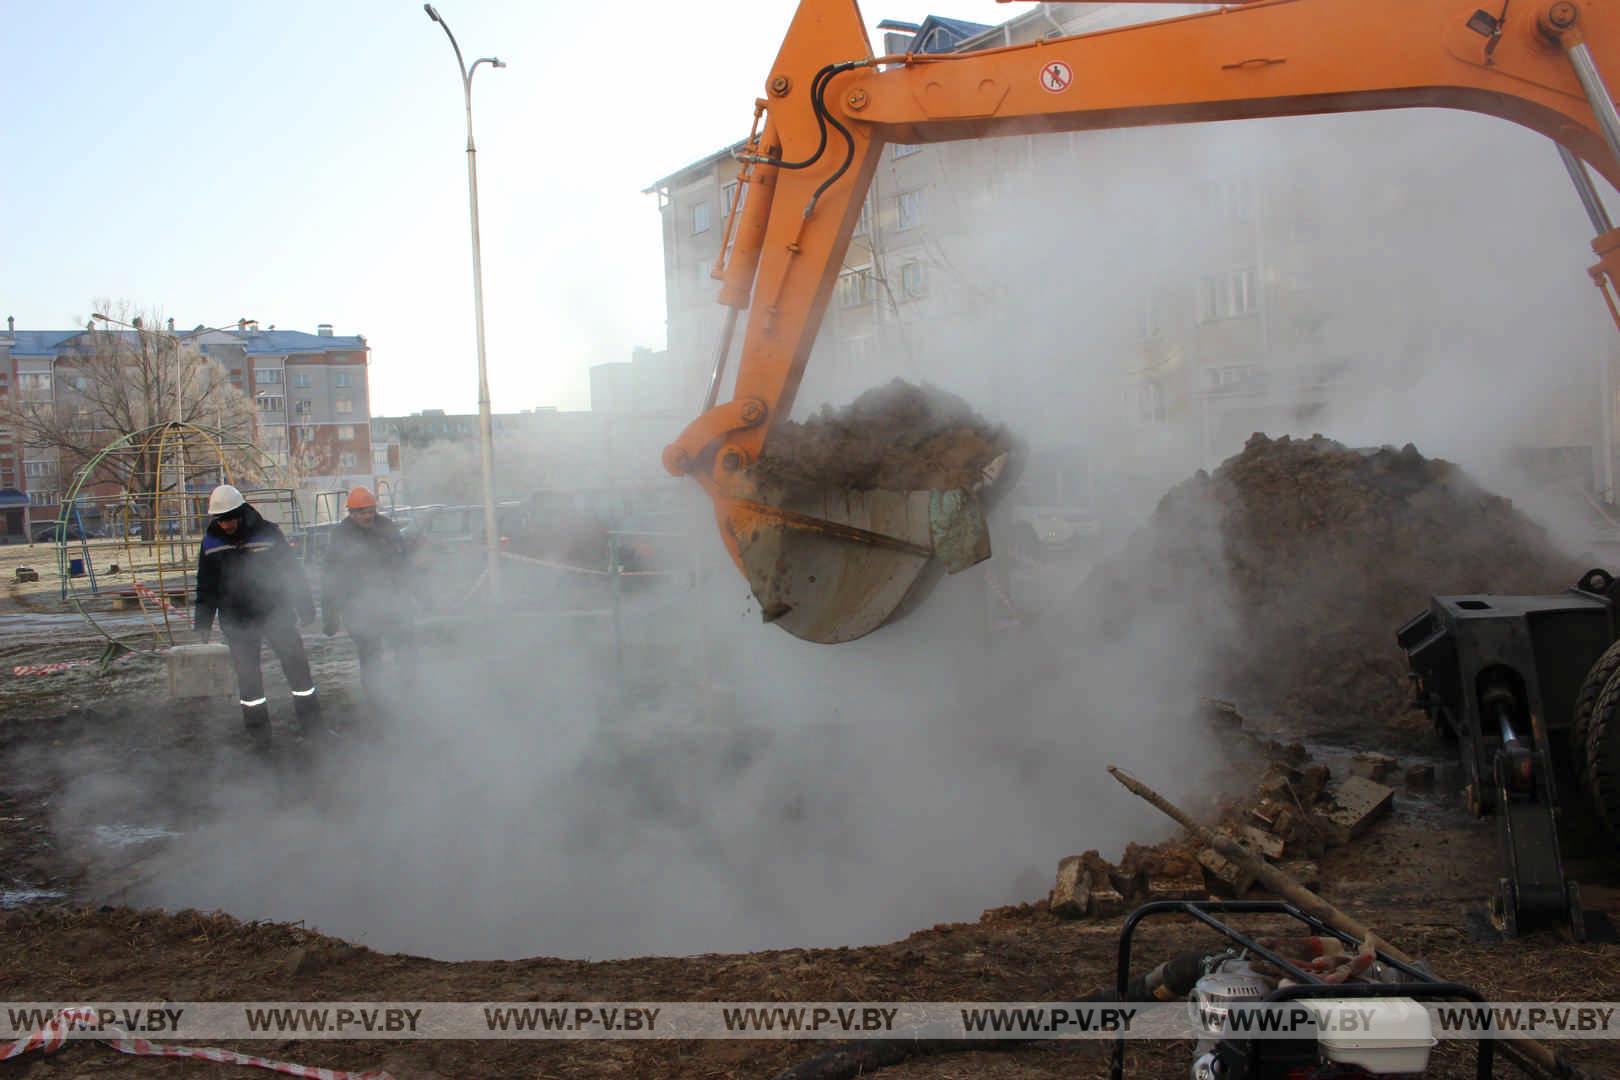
(1573, 639, 1620, 810)
(1584, 670, 1620, 838)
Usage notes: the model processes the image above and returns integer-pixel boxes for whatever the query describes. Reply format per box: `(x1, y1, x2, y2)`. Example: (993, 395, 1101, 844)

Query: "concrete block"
(1312, 776, 1394, 846)
(1297, 763, 1332, 803)
(14, 566, 39, 583)
(1198, 847, 1255, 896)
(1204, 699, 1244, 729)
(1349, 752, 1398, 782)
(1050, 856, 1090, 919)
(1088, 886, 1128, 917)
(1234, 825, 1285, 861)
(167, 643, 234, 700)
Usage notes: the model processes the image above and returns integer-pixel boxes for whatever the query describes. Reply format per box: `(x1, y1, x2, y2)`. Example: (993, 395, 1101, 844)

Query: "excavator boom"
(664, 0, 1620, 643)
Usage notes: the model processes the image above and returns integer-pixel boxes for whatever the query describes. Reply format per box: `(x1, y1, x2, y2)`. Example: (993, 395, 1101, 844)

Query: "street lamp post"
(425, 3, 505, 597)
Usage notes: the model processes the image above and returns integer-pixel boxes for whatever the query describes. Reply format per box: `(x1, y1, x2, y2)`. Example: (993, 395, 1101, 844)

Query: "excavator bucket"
(722, 458, 1004, 643)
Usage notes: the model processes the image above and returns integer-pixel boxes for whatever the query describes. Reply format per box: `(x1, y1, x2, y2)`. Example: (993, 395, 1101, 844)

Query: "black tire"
(1585, 666, 1620, 839)
(1573, 638, 1620, 809)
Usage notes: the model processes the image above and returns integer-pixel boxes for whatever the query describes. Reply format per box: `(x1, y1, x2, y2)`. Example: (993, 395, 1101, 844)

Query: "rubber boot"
(291, 689, 323, 737)
(241, 701, 272, 750)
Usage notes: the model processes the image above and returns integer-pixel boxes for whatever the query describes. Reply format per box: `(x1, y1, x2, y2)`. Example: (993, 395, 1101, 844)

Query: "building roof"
(909, 15, 993, 52)
(644, 12, 993, 189)
(643, 140, 748, 194)
(236, 330, 367, 356)
(4, 331, 82, 357)
(2, 328, 365, 359)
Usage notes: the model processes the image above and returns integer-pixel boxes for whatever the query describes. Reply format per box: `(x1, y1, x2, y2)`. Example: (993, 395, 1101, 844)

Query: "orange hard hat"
(346, 486, 379, 511)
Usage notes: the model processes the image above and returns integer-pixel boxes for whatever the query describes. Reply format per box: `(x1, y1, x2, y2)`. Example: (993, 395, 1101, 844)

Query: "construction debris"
(1349, 751, 1398, 781)
(13, 566, 38, 583)
(1079, 434, 1581, 726)
(1052, 744, 1396, 918)
(1312, 775, 1395, 845)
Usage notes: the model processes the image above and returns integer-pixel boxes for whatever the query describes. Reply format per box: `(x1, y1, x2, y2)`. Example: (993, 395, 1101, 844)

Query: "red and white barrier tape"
(131, 579, 185, 613)
(0, 1008, 395, 1080)
(11, 660, 91, 677)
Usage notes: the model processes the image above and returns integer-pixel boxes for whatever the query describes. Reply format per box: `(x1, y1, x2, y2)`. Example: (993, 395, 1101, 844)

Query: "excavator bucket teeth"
(728, 487, 991, 644)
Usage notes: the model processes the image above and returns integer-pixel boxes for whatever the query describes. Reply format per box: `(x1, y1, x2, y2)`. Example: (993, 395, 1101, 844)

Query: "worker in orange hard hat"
(321, 486, 417, 708)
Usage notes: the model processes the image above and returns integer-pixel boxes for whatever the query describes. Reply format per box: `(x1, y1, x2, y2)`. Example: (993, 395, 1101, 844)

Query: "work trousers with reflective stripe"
(223, 614, 315, 706)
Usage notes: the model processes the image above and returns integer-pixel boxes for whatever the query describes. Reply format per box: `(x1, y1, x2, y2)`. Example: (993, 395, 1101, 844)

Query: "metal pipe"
(1558, 143, 1613, 233)
(1569, 42, 1620, 172)
(1555, 144, 1620, 502)
(702, 306, 741, 413)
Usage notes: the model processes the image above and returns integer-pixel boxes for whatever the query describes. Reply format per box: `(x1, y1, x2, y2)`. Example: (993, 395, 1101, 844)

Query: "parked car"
(31, 522, 102, 542)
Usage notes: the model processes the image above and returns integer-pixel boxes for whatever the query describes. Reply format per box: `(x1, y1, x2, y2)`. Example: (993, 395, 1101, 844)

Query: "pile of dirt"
(749, 380, 1010, 497)
(1082, 433, 1585, 727)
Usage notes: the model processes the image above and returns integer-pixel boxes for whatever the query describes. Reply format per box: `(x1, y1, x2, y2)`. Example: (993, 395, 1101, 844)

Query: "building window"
(18, 373, 50, 397)
(256, 394, 284, 413)
(339, 452, 357, 469)
(893, 143, 922, 159)
(297, 425, 316, 442)
(721, 180, 744, 217)
(691, 201, 712, 234)
(372, 446, 391, 468)
(1138, 380, 1166, 423)
(293, 372, 311, 388)
(254, 368, 281, 385)
(897, 190, 921, 231)
(837, 266, 875, 308)
(23, 461, 55, 478)
(853, 201, 871, 238)
(337, 424, 355, 441)
(900, 260, 926, 299)
(335, 397, 353, 415)
(1198, 268, 1259, 322)
(28, 490, 57, 506)
(335, 372, 352, 388)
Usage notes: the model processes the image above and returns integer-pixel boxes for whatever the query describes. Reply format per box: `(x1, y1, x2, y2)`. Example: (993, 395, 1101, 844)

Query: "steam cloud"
(42, 105, 1615, 959)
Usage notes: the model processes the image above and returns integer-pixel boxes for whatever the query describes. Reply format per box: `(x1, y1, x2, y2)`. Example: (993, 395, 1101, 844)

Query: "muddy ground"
(5, 658, 1620, 1079)
(6, 442, 1620, 1079)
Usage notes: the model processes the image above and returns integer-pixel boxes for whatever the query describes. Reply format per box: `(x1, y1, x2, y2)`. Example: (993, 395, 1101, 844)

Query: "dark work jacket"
(193, 505, 315, 632)
(321, 514, 414, 633)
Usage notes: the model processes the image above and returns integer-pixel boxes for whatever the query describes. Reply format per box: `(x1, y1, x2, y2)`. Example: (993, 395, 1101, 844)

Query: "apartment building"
(0, 319, 371, 535)
(648, 2, 1611, 509)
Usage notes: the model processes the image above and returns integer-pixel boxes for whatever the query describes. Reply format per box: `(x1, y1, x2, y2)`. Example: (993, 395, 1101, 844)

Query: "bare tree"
(1, 301, 262, 534)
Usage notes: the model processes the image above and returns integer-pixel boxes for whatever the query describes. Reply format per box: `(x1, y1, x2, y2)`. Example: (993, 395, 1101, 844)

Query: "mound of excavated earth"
(1081, 433, 1584, 726)
(748, 379, 1010, 497)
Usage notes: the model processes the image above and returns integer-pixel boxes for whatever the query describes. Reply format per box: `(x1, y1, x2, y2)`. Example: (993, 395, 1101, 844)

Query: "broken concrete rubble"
(1050, 741, 1395, 919)
(1312, 775, 1395, 846)
(1350, 752, 1398, 782)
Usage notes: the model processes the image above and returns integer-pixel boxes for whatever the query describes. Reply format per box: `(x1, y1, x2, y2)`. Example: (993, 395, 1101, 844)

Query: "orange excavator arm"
(664, 0, 1620, 643)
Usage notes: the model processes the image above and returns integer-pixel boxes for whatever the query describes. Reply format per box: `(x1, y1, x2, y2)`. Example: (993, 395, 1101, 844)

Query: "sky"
(1, 0, 1025, 417)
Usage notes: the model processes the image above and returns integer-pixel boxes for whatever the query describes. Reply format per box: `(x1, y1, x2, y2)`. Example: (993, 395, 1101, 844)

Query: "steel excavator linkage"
(663, 0, 1620, 643)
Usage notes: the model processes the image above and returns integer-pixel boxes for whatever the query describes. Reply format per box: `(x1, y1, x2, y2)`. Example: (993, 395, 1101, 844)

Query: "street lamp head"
(492, 58, 506, 68)
(424, 3, 441, 23)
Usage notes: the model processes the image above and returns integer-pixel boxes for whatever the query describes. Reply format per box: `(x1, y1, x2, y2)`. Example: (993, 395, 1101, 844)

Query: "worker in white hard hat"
(193, 484, 321, 747)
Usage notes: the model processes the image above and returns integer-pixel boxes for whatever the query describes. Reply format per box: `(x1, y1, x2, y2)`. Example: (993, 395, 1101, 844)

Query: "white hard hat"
(208, 484, 246, 516)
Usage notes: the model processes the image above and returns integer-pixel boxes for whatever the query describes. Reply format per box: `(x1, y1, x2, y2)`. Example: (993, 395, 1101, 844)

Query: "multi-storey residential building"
(0, 319, 371, 535)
